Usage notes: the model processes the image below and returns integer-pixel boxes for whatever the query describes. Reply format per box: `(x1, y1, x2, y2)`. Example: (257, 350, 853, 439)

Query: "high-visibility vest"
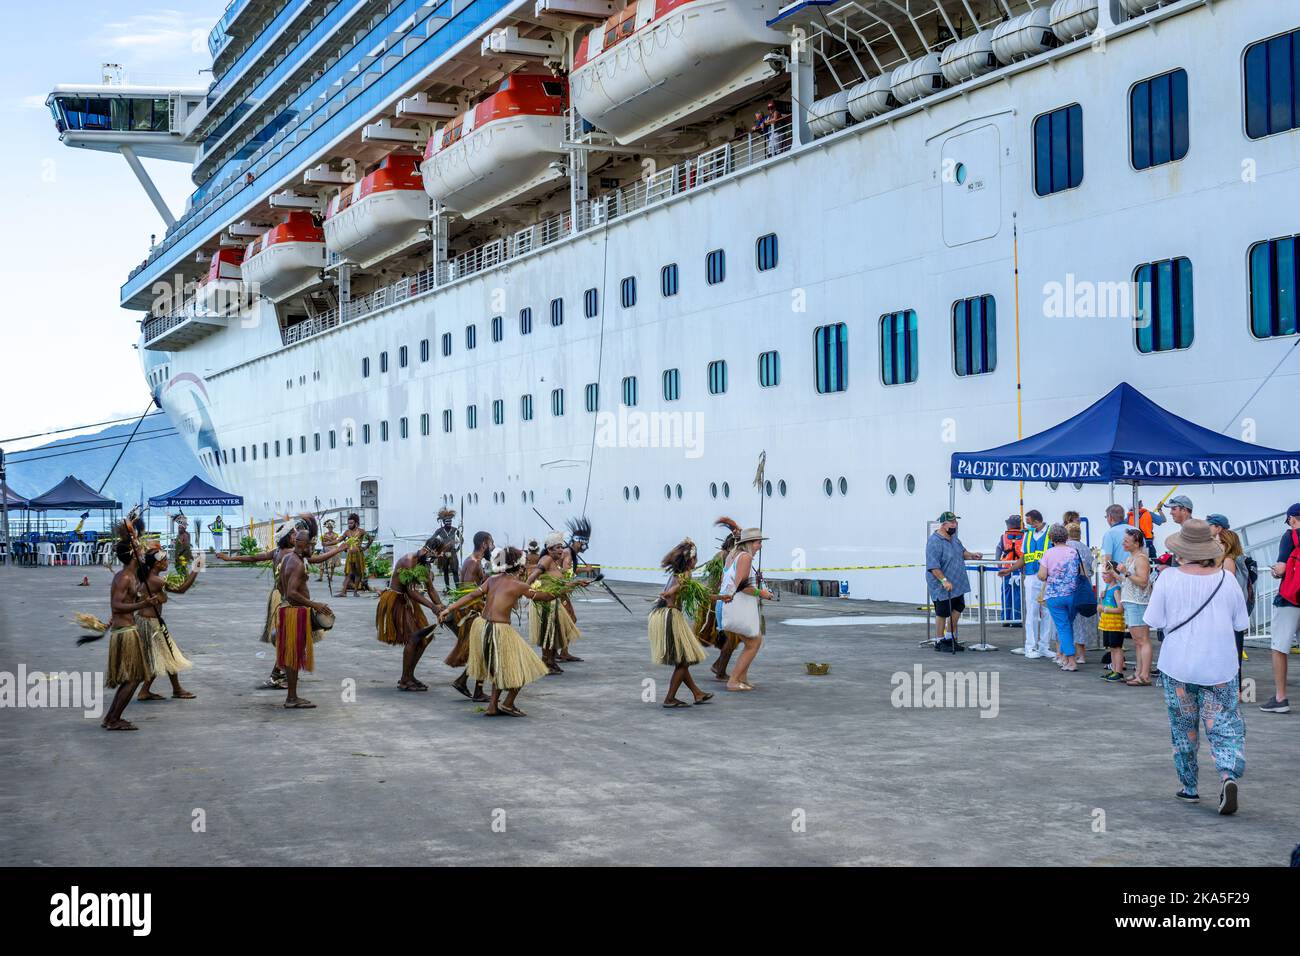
(1127, 508, 1154, 539)
(999, 530, 1024, 567)
(1023, 527, 1050, 566)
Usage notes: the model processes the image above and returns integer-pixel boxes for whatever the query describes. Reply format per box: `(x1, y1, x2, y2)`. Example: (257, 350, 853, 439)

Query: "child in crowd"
(1098, 567, 1127, 682)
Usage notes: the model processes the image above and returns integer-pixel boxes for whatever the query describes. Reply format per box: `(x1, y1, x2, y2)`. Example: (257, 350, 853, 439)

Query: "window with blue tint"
(1249, 235, 1299, 339)
(706, 249, 726, 285)
(420, 414, 429, 436)
(1033, 104, 1084, 196)
(492, 399, 504, 425)
(380, 351, 389, 373)
(420, 339, 429, 362)
(380, 421, 389, 442)
(584, 288, 598, 318)
(1245, 28, 1300, 140)
(622, 376, 638, 407)
(661, 263, 679, 297)
(756, 233, 778, 271)
(759, 350, 781, 387)
(361, 427, 370, 445)
(550, 298, 564, 327)
(521, 394, 534, 421)
(952, 296, 997, 376)
(1131, 69, 1189, 170)
(708, 360, 728, 395)
(442, 410, 452, 433)
(621, 277, 636, 308)
(814, 323, 848, 394)
(520, 307, 533, 335)
(662, 368, 680, 401)
(441, 332, 452, 357)
(1134, 258, 1194, 353)
(466, 325, 477, 349)
(880, 310, 919, 386)
(585, 383, 599, 412)
(467, 405, 478, 429)
(399, 345, 408, 368)
(362, 356, 370, 377)
(491, 315, 503, 342)
(551, 388, 565, 416)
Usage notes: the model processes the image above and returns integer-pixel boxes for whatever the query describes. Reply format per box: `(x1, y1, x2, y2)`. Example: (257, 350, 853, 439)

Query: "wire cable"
(5, 426, 178, 461)
(0, 411, 164, 444)
(581, 205, 612, 517)
(5, 431, 178, 466)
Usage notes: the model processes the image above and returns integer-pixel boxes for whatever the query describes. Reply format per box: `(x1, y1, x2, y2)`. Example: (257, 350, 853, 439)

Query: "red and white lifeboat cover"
(421, 73, 568, 220)
(323, 152, 430, 265)
(571, 0, 786, 145)
(241, 211, 326, 302)
(194, 247, 245, 316)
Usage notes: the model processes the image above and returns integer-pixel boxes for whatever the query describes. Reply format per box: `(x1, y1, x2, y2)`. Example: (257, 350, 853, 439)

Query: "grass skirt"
(275, 605, 319, 672)
(344, 549, 366, 584)
(694, 604, 721, 647)
(648, 607, 708, 666)
(260, 587, 282, 644)
(375, 589, 430, 646)
(443, 607, 480, 667)
(106, 626, 154, 688)
(467, 618, 549, 690)
(529, 600, 580, 652)
(136, 616, 193, 675)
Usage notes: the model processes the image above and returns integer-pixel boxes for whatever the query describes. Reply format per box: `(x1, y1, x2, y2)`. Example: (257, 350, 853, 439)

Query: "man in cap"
(1261, 503, 1300, 714)
(925, 512, 982, 651)
(995, 515, 1024, 627)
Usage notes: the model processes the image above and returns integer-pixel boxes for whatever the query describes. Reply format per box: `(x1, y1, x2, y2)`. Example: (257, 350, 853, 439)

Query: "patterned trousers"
(1161, 675, 1245, 795)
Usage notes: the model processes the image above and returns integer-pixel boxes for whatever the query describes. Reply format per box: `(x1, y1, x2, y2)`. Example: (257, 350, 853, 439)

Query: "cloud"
(18, 94, 48, 110)
(100, 10, 211, 63)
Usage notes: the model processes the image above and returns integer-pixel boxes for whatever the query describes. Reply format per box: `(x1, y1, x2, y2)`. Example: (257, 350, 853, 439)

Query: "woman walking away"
(1143, 519, 1249, 815)
(1113, 528, 1154, 686)
(649, 539, 713, 708)
(719, 527, 773, 692)
(1038, 524, 1080, 671)
(1066, 521, 1094, 665)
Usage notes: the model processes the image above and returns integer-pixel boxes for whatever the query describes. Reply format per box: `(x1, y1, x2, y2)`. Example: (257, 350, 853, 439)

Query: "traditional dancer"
(75, 529, 161, 731)
(276, 528, 334, 709)
(135, 548, 198, 701)
(438, 547, 554, 717)
(524, 539, 541, 571)
(701, 517, 742, 680)
(446, 531, 493, 701)
(172, 514, 193, 575)
(558, 516, 597, 663)
(318, 518, 341, 586)
(527, 531, 591, 674)
(340, 513, 372, 596)
(376, 537, 446, 691)
(431, 507, 462, 590)
(650, 539, 713, 708)
(719, 527, 774, 692)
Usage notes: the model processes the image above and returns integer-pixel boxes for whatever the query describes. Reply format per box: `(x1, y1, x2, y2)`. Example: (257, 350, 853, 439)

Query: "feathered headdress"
(661, 538, 697, 574)
(489, 546, 525, 574)
(296, 512, 319, 542)
(567, 516, 592, 544)
(715, 516, 741, 549)
(438, 507, 456, 521)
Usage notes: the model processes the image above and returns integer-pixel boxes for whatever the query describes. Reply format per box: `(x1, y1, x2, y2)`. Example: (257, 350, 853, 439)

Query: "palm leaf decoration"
(396, 564, 431, 588)
(532, 575, 580, 598)
(676, 574, 713, 619)
(164, 571, 186, 590)
(698, 554, 724, 591)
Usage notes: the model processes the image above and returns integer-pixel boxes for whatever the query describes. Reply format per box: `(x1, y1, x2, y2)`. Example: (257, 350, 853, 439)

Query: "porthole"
(778, 479, 787, 497)
(962, 478, 973, 493)
(954, 162, 968, 185)
(887, 475, 898, 495)
(566, 488, 572, 502)
(722, 481, 730, 498)
(983, 479, 995, 493)
(839, 477, 849, 495)
(522, 491, 528, 503)
(633, 485, 640, 500)
(1047, 481, 1059, 491)
(823, 478, 833, 497)
(474, 493, 479, 504)
(623, 486, 630, 501)
(765, 480, 772, 497)
(905, 474, 915, 495)
(664, 484, 672, 500)
(710, 482, 718, 499)
(675, 484, 683, 499)
(1072, 482, 1083, 491)
(529, 491, 534, 503)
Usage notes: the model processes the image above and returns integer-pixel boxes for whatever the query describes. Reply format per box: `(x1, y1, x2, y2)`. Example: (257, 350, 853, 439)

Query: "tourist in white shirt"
(1143, 519, 1249, 815)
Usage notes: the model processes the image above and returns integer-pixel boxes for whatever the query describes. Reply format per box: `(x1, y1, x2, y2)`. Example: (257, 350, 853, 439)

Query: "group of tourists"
(926, 495, 1300, 816)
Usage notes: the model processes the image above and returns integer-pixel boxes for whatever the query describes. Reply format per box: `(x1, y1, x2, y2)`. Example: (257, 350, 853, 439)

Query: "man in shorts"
(926, 511, 982, 651)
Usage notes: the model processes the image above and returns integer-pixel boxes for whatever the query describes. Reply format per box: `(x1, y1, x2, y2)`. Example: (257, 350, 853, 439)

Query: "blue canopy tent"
(26, 475, 123, 538)
(951, 383, 1300, 524)
(149, 475, 243, 551)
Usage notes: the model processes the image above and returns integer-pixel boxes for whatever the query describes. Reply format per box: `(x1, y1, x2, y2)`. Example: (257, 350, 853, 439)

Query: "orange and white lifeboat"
(240, 211, 326, 301)
(323, 153, 430, 266)
(421, 74, 568, 220)
(571, 0, 786, 145)
(194, 248, 245, 316)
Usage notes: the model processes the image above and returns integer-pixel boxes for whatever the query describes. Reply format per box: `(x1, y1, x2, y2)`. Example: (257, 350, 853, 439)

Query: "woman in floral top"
(1037, 524, 1081, 671)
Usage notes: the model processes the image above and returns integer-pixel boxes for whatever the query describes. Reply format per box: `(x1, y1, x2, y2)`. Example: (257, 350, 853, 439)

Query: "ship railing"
(141, 311, 192, 344)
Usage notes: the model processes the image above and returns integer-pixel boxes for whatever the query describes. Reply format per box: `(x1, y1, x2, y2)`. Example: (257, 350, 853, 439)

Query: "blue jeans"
(1045, 596, 1077, 656)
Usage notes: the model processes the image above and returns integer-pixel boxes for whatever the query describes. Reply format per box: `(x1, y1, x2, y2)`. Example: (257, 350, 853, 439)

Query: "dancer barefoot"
(339, 513, 372, 597)
(446, 531, 492, 701)
(376, 537, 445, 691)
(439, 547, 553, 716)
(650, 539, 713, 708)
(527, 531, 591, 674)
(276, 529, 333, 709)
(431, 507, 463, 591)
(720, 527, 773, 692)
(318, 519, 340, 586)
(135, 549, 198, 701)
(75, 531, 162, 731)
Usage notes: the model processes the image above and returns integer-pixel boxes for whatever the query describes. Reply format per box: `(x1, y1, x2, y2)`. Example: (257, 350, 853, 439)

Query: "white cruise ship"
(47, 0, 1300, 600)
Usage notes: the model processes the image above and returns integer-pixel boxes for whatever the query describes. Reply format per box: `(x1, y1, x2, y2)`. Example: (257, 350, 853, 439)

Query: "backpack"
(1280, 530, 1300, 606)
(1240, 554, 1258, 607)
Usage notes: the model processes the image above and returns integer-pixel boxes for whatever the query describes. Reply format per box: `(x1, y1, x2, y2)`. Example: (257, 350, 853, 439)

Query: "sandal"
(257, 678, 287, 691)
(283, 698, 316, 709)
(450, 681, 472, 699)
(1125, 677, 1152, 686)
(661, 699, 689, 708)
(693, 693, 714, 704)
(171, 690, 196, 699)
(726, 682, 754, 692)
(498, 704, 526, 717)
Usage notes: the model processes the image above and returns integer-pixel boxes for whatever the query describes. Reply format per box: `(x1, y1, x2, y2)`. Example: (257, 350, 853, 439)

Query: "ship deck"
(2, 566, 1295, 866)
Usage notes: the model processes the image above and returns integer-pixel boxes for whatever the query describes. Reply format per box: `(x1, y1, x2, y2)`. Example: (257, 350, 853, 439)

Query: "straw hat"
(1165, 518, 1223, 563)
(736, 527, 767, 545)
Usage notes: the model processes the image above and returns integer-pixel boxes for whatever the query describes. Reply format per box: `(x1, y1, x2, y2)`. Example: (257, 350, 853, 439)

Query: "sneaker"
(1010, 647, 1026, 655)
(1218, 779, 1238, 816)
(1258, 697, 1291, 714)
(1100, 670, 1125, 682)
(1023, 650, 1042, 659)
(1175, 789, 1199, 802)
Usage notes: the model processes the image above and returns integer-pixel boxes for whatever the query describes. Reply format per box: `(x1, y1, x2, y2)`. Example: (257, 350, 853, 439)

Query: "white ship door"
(360, 480, 378, 510)
(940, 123, 1002, 247)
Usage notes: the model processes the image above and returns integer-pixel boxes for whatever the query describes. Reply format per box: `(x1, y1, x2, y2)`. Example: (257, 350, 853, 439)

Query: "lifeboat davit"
(323, 153, 430, 266)
(571, 0, 787, 145)
(241, 212, 326, 302)
(422, 74, 569, 220)
(194, 248, 245, 316)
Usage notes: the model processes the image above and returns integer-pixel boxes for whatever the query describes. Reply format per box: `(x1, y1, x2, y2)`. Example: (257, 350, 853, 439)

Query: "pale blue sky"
(0, 2, 221, 449)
